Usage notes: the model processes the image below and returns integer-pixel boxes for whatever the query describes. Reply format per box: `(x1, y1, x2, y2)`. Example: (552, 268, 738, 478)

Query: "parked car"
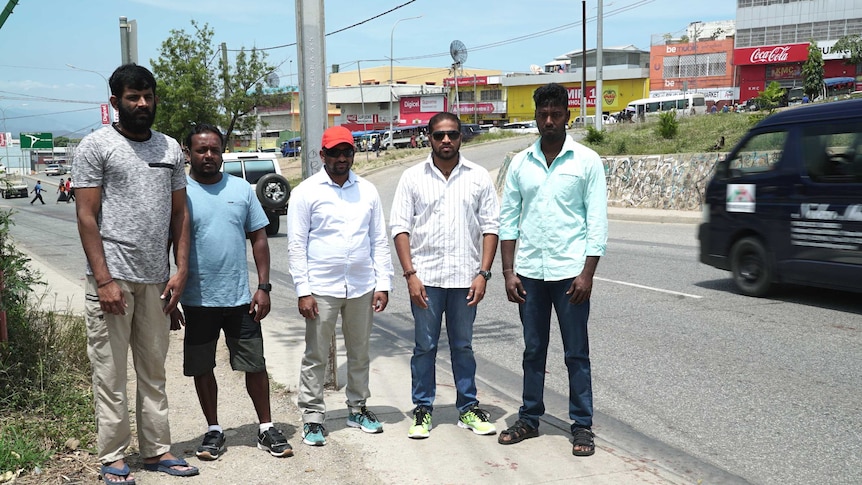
(460, 123, 486, 142)
(698, 98, 862, 296)
(45, 164, 67, 176)
(221, 152, 291, 236)
(501, 121, 539, 134)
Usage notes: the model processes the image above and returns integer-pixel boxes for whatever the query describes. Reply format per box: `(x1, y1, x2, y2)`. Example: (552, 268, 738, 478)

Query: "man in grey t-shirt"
(73, 64, 196, 483)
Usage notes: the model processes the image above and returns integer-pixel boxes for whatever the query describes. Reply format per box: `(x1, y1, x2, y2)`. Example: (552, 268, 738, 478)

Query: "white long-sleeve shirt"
(287, 169, 393, 298)
(389, 155, 500, 288)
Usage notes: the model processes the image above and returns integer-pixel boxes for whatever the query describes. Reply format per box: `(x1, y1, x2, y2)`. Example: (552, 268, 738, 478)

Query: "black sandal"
(572, 427, 595, 456)
(497, 419, 539, 445)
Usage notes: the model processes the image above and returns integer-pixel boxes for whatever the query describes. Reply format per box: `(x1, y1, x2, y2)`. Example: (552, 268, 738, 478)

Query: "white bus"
(627, 93, 707, 119)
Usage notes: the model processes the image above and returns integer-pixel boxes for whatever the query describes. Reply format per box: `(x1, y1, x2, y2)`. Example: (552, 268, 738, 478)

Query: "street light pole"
(389, 15, 422, 149)
(67, 64, 113, 122)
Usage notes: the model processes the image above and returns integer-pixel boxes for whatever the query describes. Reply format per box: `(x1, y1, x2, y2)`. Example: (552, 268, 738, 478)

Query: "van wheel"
(256, 173, 290, 210)
(265, 214, 280, 236)
(730, 237, 773, 297)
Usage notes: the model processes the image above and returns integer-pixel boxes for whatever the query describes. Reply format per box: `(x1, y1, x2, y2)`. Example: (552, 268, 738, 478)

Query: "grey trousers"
(298, 291, 374, 424)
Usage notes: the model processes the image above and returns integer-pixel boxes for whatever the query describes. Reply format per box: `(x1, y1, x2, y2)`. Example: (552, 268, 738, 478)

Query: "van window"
(802, 122, 862, 183)
(725, 131, 788, 176)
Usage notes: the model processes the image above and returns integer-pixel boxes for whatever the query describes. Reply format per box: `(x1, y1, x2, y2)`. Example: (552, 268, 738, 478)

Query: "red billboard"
(733, 43, 809, 66)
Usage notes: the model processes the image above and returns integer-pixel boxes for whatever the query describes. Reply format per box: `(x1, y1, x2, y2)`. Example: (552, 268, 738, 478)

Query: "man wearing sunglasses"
(287, 126, 393, 447)
(498, 83, 608, 457)
(390, 112, 500, 439)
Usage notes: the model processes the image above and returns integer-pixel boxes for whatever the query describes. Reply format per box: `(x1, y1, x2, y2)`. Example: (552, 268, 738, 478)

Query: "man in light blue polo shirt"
(497, 83, 608, 457)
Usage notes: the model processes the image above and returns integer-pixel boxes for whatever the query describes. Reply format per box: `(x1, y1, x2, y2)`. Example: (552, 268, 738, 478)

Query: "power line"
(225, 0, 418, 52)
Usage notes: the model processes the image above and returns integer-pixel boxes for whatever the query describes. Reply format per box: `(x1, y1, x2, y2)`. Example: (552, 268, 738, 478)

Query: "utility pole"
(296, 0, 327, 179)
(0, 0, 21, 31)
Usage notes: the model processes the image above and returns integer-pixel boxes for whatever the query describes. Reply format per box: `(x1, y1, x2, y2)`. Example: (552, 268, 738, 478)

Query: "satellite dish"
(450, 40, 468, 65)
(265, 71, 280, 88)
(530, 64, 543, 74)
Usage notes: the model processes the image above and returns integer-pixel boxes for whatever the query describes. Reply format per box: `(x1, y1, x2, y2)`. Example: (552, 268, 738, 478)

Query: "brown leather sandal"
(497, 419, 539, 445)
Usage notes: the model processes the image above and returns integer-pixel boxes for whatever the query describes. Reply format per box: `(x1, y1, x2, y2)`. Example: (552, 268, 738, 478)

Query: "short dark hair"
(533, 83, 568, 109)
(428, 112, 461, 133)
(184, 123, 224, 149)
(109, 64, 157, 98)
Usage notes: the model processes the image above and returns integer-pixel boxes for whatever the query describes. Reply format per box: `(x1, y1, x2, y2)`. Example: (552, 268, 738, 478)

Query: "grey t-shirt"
(72, 125, 187, 283)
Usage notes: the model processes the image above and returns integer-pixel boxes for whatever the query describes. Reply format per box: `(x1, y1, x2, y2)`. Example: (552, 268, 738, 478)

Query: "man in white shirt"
(390, 112, 500, 439)
(287, 126, 393, 447)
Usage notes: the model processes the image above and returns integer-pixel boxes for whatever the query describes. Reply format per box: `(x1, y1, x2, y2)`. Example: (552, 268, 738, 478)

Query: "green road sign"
(20, 132, 53, 149)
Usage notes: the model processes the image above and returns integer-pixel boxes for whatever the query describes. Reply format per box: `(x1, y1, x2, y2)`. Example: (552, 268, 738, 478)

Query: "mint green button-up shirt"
(499, 135, 608, 281)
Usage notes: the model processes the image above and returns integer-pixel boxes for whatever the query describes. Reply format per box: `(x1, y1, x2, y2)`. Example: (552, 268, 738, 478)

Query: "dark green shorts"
(182, 304, 266, 376)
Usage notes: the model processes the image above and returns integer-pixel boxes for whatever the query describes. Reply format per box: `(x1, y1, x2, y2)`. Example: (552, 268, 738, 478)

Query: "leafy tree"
(53, 136, 73, 147)
(150, 21, 286, 148)
(802, 39, 825, 100)
(150, 20, 221, 144)
(221, 48, 289, 149)
(832, 34, 862, 66)
(756, 81, 785, 114)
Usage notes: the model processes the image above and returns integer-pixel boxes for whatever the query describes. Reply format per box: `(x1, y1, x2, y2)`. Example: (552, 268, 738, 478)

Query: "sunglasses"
(323, 147, 355, 158)
(431, 130, 461, 142)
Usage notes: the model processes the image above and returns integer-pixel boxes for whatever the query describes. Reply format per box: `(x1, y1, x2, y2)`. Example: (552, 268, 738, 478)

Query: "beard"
(117, 102, 156, 134)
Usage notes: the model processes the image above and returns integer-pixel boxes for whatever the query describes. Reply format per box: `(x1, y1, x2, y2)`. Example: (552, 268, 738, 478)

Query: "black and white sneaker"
(196, 430, 226, 460)
(258, 427, 294, 457)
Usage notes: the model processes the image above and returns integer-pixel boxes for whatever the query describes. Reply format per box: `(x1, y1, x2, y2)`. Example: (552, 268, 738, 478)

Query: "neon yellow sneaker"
(458, 406, 496, 435)
(408, 406, 432, 439)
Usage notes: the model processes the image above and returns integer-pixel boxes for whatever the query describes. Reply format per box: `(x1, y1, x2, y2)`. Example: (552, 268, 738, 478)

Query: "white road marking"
(595, 277, 704, 299)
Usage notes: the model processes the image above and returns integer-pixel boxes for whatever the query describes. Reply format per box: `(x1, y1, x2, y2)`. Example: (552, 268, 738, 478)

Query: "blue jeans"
(517, 275, 592, 432)
(410, 286, 478, 414)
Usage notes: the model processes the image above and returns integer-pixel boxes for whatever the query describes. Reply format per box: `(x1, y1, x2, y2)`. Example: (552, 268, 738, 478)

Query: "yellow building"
(504, 77, 650, 122)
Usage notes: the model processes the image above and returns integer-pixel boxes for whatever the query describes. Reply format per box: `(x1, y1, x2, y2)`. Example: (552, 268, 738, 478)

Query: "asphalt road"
(4, 137, 861, 484)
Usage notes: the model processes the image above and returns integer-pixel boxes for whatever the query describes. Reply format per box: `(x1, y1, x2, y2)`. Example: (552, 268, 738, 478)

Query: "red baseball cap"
(321, 126, 355, 149)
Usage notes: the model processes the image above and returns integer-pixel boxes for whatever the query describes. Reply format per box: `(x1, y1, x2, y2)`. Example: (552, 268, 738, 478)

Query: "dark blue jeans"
(410, 286, 478, 414)
(517, 275, 592, 432)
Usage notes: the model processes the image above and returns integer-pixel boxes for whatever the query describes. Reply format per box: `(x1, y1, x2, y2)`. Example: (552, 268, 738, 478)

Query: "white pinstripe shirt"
(389, 155, 500, 288)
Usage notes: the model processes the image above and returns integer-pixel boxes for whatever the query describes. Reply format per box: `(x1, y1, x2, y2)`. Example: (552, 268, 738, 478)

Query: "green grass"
(582, 112, 763, 156)
(0, 210, 96, 476)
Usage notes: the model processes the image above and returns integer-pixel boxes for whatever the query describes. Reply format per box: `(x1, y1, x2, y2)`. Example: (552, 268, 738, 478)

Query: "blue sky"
(0, 0, 736, 137)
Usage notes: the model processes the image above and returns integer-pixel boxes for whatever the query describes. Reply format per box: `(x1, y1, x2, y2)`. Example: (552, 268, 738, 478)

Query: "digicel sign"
(733, 43, 809, 66)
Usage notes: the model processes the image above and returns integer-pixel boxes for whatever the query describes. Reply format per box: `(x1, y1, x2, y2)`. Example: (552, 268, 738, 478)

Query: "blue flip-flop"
(100, 463, 135, 484)
(143, 458, 199, 477)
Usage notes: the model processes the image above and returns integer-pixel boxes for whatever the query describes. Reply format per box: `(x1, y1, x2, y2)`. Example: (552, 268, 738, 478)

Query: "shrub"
(584, 125, 606, 144)
(656, 111, 679, 139)
(0, 210, 95, 475)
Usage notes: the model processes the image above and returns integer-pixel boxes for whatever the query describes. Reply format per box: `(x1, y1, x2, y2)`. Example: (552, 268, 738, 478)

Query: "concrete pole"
(296, 0, 327, 179)
(595, 0, 603, 131)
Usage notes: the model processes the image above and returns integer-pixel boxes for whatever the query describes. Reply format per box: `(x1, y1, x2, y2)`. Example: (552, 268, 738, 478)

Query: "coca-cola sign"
(750, 46, 791, 63)
(734, 43, 808, 65)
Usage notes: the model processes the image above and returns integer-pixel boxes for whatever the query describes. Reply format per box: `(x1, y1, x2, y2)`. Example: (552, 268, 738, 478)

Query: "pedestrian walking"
(390, 112, 500, 439)
(56, 178, 68, 203)
(30, 180, 45, 204)
(287, 126, 393, 446)
(66, 177, 75, 203)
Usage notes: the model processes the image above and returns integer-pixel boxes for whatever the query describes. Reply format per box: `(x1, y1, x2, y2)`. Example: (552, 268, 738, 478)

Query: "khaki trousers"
(84, 277, 172, 464)
(298, 291, 374, 424)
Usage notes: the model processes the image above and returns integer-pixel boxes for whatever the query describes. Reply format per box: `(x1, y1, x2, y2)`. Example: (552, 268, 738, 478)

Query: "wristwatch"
(257, 283, 272, 292)
(478, 270, 492, 281)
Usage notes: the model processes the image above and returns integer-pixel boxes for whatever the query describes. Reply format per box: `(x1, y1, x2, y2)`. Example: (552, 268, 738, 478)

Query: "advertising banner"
(733, 43, 809, 66)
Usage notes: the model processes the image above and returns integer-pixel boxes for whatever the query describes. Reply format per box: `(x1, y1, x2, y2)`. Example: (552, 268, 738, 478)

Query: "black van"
(698, 99, 862, 296)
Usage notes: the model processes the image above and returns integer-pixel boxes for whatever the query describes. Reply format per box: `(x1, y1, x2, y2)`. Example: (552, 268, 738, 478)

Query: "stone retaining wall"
(496, 152, 725, 211)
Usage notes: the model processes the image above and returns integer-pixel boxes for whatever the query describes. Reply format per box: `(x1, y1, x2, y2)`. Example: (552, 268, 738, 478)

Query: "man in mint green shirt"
(497, 83, 608, 457)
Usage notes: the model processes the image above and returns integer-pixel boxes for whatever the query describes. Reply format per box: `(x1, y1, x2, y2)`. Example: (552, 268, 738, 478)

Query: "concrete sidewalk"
(19, 208, 702, 484)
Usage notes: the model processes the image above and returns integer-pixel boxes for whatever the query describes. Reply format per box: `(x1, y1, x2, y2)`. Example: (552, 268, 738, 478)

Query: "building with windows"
(734, 0, 862, 102)
(649, 21, 738, 108)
